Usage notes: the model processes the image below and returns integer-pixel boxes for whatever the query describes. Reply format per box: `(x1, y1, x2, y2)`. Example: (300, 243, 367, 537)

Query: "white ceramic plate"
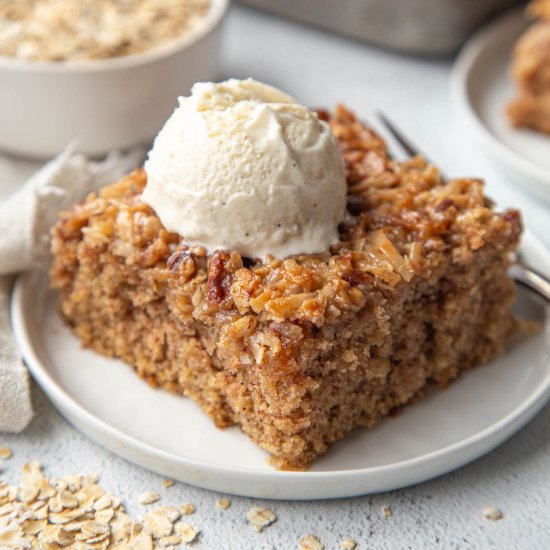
(451, 10, 550, 201)
(11, 232, 550, 500)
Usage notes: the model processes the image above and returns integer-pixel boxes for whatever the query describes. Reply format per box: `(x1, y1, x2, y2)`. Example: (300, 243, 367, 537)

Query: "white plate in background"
(451, 10, 550, 201)
(11, 232, 550, 500)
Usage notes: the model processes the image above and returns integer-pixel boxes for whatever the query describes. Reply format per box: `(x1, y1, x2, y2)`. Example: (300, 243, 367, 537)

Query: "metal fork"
(375, 112, 550, 303)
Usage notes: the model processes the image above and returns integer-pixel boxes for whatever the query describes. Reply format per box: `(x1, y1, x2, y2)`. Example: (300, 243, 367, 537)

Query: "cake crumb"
(518, 318, 541, 335)
(482, 506, 503, 521)
(174, 521, 199, 543)
(217, 498, 231, 510)
(180, 503, 196, 515)
(162, 479, 175, 489)
(138, 491, 160, 505)
(381, 505, 393, 518)
(246, 506, 277, 532)
(300, 534, 324, 550)
(340, 537, 357, 549)
(0, 447, 12, 460)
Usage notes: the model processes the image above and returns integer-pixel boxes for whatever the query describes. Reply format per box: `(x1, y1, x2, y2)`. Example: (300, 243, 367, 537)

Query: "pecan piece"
(167, 247, 189, 272)
(342, 269, 370, 286)
(435, 198, 456, 212)
(311, 108, 330, 122)
(208, 250, 232, 304)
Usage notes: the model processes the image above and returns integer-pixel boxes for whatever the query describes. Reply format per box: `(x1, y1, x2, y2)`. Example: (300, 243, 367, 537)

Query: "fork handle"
(509, 263, 550, 302)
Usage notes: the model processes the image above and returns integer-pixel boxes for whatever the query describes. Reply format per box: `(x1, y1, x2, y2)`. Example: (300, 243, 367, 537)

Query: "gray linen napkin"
(0, 145, 143, 432)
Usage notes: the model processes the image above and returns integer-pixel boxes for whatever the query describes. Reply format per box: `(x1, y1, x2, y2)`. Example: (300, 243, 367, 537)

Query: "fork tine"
(377, 111, 447, 179)
(376, 111, 420, 159)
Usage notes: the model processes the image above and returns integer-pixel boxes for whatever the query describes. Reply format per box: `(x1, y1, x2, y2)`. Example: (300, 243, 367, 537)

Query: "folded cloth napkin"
(0, 145, 144, 432)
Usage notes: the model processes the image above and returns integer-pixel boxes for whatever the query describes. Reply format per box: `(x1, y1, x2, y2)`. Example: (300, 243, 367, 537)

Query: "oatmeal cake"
(507, 0, 550, 133)
(50, 106, 521, 470)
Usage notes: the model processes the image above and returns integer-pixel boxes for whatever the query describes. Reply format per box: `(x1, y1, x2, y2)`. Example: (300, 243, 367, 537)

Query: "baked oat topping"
(52, 107, 520, 331)
(0, 0, 210, 62)
(300, 533, 325, 550)
(246, 506, 277, 532)
(482, 506, 503, 521)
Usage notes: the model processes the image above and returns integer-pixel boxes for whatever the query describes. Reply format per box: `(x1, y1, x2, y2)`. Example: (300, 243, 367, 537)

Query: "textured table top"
(2, 5, 550, 549)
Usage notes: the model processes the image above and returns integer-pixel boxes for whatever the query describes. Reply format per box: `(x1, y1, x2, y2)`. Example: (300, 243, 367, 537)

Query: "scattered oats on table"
(180, 502, 196, 515)
(144, 506, 180, 538)
(138, 491, 160, 505)
(381, 505, 393, 518)
(174, 521, 199, 544)
(217, 498, 231, 510)
(482, 506, 503, 521)
(93, 493, 113, 511)
(300, 533, 325, 550)
(159, 533, 182, 546)
(162, 479, 175, 488)
(340, 537, 357, 549)
(0, 461, 191, 549)
(246, 506, 277, 532)
(83, 472, 99, 485)
(0, 446, 12, 460)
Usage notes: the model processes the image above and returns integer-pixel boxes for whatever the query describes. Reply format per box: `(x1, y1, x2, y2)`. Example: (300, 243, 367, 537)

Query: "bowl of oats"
(0, 0, 228, 158)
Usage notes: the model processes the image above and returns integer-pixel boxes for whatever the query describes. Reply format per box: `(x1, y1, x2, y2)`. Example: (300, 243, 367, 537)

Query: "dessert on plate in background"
(507, 0, 550, 133)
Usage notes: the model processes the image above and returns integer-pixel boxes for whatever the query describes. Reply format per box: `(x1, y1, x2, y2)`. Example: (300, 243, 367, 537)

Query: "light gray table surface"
(1, 5, 550, 549)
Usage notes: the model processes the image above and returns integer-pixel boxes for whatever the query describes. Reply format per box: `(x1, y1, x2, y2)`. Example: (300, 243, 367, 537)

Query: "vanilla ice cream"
(142, 78, 347, 259)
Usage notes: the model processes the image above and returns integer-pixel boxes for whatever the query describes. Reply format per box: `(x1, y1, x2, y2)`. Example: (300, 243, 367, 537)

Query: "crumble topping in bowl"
(0, 0, 210, 62)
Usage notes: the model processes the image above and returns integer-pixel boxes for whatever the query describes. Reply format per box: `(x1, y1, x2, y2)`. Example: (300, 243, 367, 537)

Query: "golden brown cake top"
(52, 106, 521, 327)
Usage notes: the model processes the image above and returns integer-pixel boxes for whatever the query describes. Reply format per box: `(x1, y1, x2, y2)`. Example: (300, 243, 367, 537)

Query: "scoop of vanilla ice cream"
(142, 78, 347, 259)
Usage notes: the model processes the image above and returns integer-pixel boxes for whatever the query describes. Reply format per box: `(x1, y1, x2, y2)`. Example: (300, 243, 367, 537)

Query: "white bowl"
(0, 0, 228, 159)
